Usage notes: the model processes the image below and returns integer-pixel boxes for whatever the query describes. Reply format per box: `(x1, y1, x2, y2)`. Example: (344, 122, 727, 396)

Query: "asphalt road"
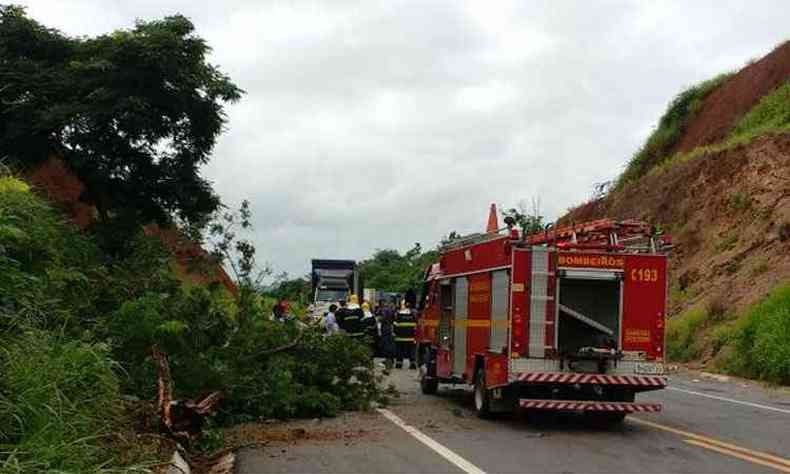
(237, 367, 790, 474)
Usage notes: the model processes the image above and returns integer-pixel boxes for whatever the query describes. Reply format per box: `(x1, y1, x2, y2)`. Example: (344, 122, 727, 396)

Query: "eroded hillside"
(562, 41, 790, 379)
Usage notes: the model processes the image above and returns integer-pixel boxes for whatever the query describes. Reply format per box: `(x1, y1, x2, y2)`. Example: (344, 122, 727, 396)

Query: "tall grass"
(730, 82, 790, 138)
(0, 330, 141, 473)
(722, 285, 790, 385)
(617, 73, 732, 188)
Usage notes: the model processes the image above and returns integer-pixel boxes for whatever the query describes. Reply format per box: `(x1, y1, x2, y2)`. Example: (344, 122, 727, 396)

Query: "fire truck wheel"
(473, 368, 493, 418)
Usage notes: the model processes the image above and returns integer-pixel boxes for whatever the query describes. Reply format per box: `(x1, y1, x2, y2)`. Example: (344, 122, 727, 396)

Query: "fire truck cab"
(417, 213, 670, 422)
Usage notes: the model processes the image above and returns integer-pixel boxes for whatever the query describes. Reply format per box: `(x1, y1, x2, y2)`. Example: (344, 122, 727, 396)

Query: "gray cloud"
(22, 0, 790, 278)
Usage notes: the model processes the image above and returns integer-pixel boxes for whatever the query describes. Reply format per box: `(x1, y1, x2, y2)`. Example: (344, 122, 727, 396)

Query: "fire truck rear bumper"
(512, 372, 667, 388)
(519, 399, 662, 413)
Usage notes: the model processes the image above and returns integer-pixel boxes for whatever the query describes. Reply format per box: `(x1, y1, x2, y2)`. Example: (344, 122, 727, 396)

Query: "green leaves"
(0, 7, 242, 229)
(0, 330, 123, 472)
(358, 244, 438, 293)
(723, 285, 790, 384)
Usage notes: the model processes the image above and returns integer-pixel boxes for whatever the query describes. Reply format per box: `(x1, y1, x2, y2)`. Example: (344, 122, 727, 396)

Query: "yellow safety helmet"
(362, 301, 370, 310)
(349, 294, 359, 305)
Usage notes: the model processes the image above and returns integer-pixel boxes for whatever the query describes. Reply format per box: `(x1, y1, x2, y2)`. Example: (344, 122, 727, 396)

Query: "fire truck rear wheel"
(474, 368, 493, 418)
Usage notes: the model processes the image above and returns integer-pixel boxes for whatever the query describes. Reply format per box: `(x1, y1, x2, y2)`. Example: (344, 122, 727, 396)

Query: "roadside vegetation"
(0, 6, 382, 471)
(666, 285, 790, 385)
(604, 45, 790, 385)
(0, 171, 382, 471)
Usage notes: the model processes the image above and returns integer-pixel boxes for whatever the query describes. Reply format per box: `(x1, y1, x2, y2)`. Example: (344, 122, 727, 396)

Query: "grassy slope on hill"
(649, 81, 790, 176)
(668, 285, 790, 385)
(651, 82, 790, 380)
(616, 73, 732, 188)
(614, 71, 790, 382)
(0, 177, 156, 472)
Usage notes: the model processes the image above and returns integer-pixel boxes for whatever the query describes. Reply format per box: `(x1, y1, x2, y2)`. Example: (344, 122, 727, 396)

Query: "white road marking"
(667, 387, 790, 415)
(377, 408, 487, 474)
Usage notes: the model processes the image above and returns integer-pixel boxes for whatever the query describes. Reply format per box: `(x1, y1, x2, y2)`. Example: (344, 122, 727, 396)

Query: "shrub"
(105, 286, 236, 399)
(723, 285, 790, 384)
(221, 323, 381, 422)
(666, 306, 708, 362)
(729, 192, 751, 212)
(716, 233, 739, 252)
(0, 179, 104, 333)
(710, 324, 735, 356)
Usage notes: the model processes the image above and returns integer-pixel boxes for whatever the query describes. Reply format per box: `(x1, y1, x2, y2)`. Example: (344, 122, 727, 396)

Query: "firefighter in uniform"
(361, 301, 379, 356)
(339, 294, 365, 339)
(393, 301, 417, 369)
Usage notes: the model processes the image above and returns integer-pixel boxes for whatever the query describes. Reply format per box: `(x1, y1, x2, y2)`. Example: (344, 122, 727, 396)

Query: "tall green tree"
(358, 244, 438, 294)
(0, 5, 242, 228)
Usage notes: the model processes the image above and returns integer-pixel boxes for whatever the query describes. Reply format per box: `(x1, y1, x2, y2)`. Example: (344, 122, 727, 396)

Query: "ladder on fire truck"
(523, 218, 671, 254)
(440, 218, 671, 254)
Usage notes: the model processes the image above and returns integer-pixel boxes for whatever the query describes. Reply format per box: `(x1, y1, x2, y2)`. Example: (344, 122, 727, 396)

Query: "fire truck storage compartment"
(557, 270, 621, 355)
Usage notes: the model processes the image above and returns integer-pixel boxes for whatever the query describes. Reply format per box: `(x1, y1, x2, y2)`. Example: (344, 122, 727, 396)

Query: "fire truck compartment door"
(490, 270, 509, 352)
(453, 277, 468, 376)
(529, 247, 550, 357)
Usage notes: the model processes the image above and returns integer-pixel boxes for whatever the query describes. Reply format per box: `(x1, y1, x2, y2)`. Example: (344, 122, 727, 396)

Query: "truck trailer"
(417, 214, 671, 422)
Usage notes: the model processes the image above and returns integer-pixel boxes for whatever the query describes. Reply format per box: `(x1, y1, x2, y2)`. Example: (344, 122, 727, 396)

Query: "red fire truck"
(417, 208, 671, 422)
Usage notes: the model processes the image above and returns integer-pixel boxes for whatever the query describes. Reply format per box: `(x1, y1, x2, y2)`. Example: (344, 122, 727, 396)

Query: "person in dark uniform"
(378, 302, 397, 374)
(393, 301, 417, 369)
(340, 294, 365, 339)
(361, 301, 379, 356)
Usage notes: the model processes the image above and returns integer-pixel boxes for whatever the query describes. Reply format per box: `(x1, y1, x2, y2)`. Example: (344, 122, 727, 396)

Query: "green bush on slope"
(666, 306, 708, 362)
(730, 81, 790, 139)
(722, 285, 790, 385)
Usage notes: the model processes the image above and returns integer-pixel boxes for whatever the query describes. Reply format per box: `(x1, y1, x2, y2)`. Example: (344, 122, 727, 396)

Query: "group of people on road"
(323, 294, 417, 373)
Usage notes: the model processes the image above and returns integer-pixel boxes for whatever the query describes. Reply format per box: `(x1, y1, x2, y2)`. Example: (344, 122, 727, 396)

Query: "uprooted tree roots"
(153, 345, 223, 443)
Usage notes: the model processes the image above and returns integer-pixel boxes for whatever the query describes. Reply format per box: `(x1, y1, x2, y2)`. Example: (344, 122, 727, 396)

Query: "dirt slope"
(563, 40, 790, 318)
(570, 134, 790, 316)
(671, 41, 790, 153)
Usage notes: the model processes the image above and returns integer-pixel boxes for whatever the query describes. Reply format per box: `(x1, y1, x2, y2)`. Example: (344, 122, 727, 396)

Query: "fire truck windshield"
(316, 289, 348, 302)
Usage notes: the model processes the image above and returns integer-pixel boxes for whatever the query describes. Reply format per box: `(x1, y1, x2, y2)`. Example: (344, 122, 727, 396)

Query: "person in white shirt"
(324, 304, 340, 335)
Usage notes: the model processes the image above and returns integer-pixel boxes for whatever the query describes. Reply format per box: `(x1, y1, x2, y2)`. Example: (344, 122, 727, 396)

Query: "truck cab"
(310, 259, 361, 319)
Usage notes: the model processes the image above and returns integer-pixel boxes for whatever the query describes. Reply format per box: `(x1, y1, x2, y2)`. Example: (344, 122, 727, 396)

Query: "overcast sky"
(21, 0, 789, 278)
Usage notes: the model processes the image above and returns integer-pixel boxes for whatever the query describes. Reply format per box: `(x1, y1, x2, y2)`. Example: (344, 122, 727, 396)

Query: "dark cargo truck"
(310, 260, 362, 315)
